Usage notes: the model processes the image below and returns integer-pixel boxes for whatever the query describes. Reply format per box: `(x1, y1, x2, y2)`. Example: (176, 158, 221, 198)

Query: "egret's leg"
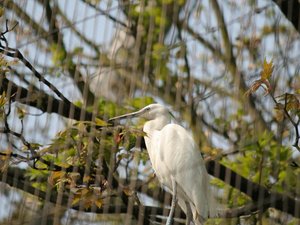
(166, 178, 177, 225)
(185, 201, 192, 225)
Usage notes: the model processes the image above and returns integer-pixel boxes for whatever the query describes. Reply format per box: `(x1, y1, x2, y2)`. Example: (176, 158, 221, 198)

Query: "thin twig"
(269, 92, 300, 151)
(0, 20, 18, 48)
(0, 47, 72, 105)
(80, 0, 129, 29)
(0, 128, 32, 152)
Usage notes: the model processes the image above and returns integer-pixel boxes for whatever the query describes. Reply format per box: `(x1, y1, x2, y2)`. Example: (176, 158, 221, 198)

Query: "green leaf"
(278, 171, 287, 181)
(50, 43, 67, 66)
(73, 47, 83, 55)
(152, 43, 168, 60)
(95, 118, 109, 126)
(126, 96, 154, 109)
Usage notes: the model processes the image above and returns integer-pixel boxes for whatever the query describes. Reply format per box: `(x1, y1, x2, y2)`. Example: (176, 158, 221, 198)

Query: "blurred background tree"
(0, 0, 300, 224)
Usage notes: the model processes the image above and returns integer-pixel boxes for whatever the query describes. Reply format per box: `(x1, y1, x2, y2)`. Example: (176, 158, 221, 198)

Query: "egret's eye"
(146, 107, 151, 111)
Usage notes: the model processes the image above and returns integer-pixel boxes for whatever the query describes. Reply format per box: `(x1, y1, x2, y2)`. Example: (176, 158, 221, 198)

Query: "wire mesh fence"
(0, 0, 300, 224)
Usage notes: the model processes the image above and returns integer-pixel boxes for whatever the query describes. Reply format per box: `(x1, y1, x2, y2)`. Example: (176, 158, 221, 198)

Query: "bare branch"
(207, 160, 300, 218)
(80, 0, 129, 29)
(2, 1, 96, 104)
(56, 6, 100, 57)
(0, 47, 71, 105)
(0, 76, 94, 121)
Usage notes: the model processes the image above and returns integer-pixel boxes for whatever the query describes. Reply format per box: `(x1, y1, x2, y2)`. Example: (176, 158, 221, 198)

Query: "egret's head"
(109, 103, 170, 122)
(139, 104, 170, 120)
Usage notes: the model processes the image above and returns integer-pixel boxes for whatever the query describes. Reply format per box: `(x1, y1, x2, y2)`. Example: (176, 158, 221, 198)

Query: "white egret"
(109, 104, 216, 225)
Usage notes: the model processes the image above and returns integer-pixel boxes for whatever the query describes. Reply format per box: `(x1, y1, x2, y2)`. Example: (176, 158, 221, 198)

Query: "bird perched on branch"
(109, 103, 217, 225)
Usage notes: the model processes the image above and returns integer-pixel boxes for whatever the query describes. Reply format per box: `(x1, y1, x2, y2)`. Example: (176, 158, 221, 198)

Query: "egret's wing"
(154, 124, 214, 219)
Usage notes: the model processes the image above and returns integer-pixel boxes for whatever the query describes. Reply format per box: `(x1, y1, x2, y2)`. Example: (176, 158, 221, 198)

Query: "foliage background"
(0, 0, 300, 224)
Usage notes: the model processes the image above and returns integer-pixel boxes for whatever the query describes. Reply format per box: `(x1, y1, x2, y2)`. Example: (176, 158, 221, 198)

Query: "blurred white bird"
(109, 104, 216, 225)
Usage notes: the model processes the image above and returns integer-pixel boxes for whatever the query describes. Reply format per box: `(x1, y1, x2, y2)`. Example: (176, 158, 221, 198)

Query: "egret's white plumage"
(109, 104, 216, 225)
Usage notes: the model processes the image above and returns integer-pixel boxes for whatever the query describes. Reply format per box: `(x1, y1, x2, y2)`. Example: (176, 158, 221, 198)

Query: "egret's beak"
(108, 108, 147, 150)
(108, 108, 146, 122)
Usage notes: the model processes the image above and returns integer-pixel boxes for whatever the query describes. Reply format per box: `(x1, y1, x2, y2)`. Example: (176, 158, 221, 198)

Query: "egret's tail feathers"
(207, 179, 222, 218)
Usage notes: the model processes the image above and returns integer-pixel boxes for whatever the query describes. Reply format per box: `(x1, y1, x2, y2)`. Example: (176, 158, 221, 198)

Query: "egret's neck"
(143, 114, 170, 160)
(143, 115, 170, 136)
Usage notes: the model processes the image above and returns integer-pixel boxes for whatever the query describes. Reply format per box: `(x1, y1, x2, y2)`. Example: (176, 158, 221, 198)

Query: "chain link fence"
(0, 0, 300, 224)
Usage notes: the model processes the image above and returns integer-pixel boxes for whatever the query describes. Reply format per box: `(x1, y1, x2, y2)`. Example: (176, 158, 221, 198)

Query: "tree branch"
(272, 0, 300, 33)
(1, 158, 299, 220)
(40, 0, 96, 105)
(80, 0, 129, 29)
(206, 160, 300, 218)
(209, 0, 271, 135)
(56, 6, 100, 57)
(0, 47, 71, 105)
(2, 0, 96, 105)
(0, 76, 94, 121)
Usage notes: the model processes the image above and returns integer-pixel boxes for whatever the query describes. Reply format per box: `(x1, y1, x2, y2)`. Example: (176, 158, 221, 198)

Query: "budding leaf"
(261, 58, 274, 80)
(17, 107, 26, 119)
